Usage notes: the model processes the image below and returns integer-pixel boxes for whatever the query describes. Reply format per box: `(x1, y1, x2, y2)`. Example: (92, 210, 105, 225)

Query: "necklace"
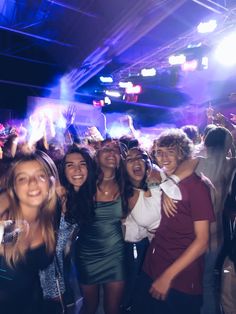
(103, 175, 115, 181)
(99, 186, 110, 195)
(133, 187, 141, 191)
(98, 184, 118, 197)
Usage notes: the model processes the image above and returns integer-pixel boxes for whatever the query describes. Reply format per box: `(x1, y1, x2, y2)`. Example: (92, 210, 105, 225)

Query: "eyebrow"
(15, 169, 46, 176)
(15, 172, 27, 178)
(65, 160, 86, 164)
(103, 145, 119, 149)
(157, 147, 175, 151)
(127, 153, 142, 158)
(126, 154, 143, 160)
(126, 157, 132, 161)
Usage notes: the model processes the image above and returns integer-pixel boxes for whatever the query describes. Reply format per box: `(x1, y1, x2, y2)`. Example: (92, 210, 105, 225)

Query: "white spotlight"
(141, 68, 156, 77)
(104, 96, 111, 105)
(197, 20, 217, 33)
(214, 32, 236, 66)
(119, 81, 133, 88)
(169, 54, 186, 65)
(105, 90, 121, 98)
(201, 56, 208, 69)
(100, 76, 113, 83)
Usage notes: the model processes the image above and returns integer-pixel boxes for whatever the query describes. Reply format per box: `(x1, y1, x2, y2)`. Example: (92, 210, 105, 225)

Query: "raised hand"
(206, 105, 214, 121)
(63, 105, 77, 125)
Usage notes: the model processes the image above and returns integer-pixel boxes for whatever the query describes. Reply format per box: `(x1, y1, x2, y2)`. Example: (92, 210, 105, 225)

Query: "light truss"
(67, 0, 188, 90)
(111, 2, 236, 83)
(192, 0, 230, 14)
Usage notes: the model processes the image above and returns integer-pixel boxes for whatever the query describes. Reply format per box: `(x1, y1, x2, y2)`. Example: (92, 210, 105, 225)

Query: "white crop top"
(123, 177, 182, 242)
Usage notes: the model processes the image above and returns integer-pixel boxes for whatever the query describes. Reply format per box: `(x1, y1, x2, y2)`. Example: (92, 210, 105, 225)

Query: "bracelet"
(147, 182, 159, 188)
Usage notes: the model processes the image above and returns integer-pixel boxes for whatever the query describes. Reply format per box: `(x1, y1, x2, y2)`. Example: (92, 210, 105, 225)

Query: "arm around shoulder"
(175, 157, 199, 181)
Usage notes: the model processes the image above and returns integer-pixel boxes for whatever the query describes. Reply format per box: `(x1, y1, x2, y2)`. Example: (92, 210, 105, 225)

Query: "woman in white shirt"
(122, 147, 181, 311)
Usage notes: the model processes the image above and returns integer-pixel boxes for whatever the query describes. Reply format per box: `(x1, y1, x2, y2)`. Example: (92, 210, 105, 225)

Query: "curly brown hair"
(152, 128, 193, 161)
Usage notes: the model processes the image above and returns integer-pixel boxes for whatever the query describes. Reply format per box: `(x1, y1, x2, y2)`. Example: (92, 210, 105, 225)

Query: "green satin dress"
(77, 197, 126, 284)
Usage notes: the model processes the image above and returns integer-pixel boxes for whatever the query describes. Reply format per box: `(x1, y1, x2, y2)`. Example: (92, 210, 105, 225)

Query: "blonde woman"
(0, 151, 58, 314)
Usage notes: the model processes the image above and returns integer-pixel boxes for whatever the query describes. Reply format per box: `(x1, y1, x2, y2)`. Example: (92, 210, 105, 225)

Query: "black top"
(0, 244, 53, 314)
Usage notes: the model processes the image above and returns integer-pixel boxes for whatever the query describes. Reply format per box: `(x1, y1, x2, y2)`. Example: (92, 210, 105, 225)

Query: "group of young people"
(0, 127, 217, 314)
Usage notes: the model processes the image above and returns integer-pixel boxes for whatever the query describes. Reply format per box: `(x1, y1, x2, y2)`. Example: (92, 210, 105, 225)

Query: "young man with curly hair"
(133, 129, 215, 314)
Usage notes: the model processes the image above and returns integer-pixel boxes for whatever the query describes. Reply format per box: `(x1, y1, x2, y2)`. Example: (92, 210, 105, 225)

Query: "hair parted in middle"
(60, 144, 96, 224)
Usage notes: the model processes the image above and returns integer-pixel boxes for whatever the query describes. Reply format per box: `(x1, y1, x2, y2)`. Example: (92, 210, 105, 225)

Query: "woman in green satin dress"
(77, 139, 127, 314)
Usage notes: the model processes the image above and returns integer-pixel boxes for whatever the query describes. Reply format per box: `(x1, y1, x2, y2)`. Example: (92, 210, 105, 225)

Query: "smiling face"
(13, 160, 50, 212)
(64, 153, 88, 191)
(155, 146, 181, 175)
(125, 149, 147, 187)
(97, 141, 121, 170)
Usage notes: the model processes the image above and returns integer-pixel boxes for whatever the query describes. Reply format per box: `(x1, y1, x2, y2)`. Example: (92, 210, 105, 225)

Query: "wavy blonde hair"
(3, 151, 58, 267)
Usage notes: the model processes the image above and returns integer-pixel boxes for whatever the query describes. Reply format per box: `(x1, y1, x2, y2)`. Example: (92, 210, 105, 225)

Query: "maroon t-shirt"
(143, 173, 215, 295)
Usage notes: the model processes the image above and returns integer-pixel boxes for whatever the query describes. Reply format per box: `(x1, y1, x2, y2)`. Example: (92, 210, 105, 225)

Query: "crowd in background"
(0, 106, 236, 314)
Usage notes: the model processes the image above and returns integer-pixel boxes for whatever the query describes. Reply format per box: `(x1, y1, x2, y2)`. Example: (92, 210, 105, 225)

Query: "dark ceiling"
(0, 0, 236, 123)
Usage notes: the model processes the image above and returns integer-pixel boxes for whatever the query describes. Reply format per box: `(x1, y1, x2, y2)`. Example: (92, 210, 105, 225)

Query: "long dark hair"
(123, 147, 152, 215)
(60, 145, 96, 224)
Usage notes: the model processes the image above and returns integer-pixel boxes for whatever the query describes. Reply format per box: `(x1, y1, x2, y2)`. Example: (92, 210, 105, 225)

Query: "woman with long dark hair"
(122, 147, 182, 311)
(39, 145, 96, 314)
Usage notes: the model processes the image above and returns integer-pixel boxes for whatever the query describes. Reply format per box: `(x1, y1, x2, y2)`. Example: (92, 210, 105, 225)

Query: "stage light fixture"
(125, 85, 142, 94)
(104, 96, 111, 105)
(123, 94, 139, 103)
(197, 20, 217, 33)
(105, 90, 121, 98)
(168, 54, 186, 65)
(93, 100, 105, 107)
(99, 76, 113, 83)
(181, 60, 198, 71)
(119, 81, 133, 88)
(187, 42, 202, 49)
(141, 68, 156, 77)
(201, 56, 208, 69)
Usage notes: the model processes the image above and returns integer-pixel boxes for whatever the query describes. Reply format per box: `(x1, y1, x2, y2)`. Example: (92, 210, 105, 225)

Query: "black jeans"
(42, 298, 77, 314)
(132, 271, 203, 314)
(123, 238, 149, 309)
